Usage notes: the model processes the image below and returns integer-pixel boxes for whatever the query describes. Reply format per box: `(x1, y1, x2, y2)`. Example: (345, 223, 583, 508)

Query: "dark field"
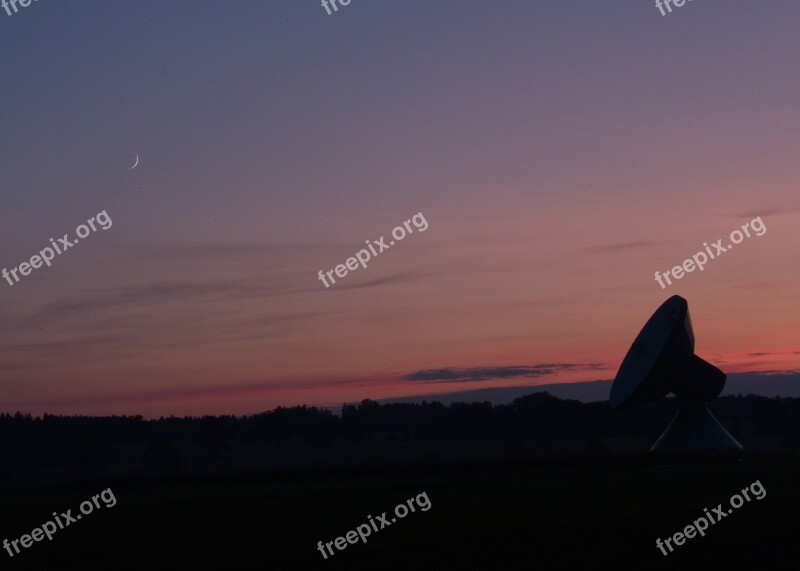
(1, 451, 798, 570)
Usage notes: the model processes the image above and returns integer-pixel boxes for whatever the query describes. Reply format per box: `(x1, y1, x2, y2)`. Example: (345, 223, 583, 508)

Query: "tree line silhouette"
(1, 392, 798, 481)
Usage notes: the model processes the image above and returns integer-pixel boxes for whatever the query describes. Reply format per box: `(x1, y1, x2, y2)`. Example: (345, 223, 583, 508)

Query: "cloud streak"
(734, 206, 800, 219)
(576, 241, 659, 256)
(403, 363, 606, 383)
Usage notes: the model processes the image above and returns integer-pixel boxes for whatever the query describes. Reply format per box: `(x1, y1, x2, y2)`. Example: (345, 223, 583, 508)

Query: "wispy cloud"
(40, 280, 251, 316)
(0, 276, 320, 334)
(748, 369, 800, 376)
(332, 269, 438, 291)
(576, 241, 658, 256)
(745, 351, 800, 357)
(403, 363, 606, 383)
(734, 206, 800, 218)
(122, 241, 348, 261)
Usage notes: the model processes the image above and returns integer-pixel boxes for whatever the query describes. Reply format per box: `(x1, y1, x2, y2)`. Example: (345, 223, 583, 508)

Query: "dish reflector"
(609, 295, 741, 451)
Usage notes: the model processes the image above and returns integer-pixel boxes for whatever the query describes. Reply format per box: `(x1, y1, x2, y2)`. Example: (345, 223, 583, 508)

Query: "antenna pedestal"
(650, 400, 742, 451)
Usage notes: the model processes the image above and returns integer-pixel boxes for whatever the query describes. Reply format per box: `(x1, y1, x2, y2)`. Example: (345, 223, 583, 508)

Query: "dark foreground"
(1, 452, 798, 570)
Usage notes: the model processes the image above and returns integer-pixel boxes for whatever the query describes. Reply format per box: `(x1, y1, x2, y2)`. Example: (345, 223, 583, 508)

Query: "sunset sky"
(1, 0, 798, 417)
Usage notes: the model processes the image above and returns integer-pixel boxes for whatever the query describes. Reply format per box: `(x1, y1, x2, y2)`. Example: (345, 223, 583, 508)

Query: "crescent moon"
(129, 153, 139, 170)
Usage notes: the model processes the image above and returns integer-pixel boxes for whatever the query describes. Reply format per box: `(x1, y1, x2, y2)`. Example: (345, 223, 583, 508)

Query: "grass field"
(1, 451, 798, 570)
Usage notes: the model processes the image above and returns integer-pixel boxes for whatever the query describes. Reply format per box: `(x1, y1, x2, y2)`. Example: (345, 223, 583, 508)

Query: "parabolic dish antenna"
(609, 295, 742, 451)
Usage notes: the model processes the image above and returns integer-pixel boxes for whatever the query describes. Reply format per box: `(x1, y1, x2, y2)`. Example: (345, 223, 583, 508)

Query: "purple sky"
(1, 0, 799, 417)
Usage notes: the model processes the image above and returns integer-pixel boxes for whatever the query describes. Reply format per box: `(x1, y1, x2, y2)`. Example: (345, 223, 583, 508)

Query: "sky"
(1, 0, 798, 418)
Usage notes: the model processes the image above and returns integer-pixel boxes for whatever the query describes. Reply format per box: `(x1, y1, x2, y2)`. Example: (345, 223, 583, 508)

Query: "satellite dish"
(609, 295, 742, 451)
